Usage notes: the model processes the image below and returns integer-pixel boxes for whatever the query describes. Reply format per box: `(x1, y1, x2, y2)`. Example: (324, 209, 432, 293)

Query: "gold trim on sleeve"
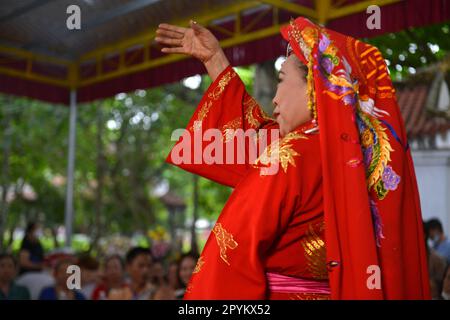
(208, 71, 237, 101)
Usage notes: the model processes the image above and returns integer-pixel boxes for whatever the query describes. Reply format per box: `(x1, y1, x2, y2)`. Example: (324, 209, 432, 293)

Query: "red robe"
(167, 66, 329, 299)
(167, 17, 431, 299)
(279, 17, 430, 299)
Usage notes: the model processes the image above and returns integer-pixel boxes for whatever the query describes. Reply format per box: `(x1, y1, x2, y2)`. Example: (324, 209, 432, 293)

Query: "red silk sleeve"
(166, 65, 277, 187)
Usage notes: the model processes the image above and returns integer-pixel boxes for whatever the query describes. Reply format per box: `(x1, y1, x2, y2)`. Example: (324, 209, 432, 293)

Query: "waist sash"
(266, 272, 330, 295)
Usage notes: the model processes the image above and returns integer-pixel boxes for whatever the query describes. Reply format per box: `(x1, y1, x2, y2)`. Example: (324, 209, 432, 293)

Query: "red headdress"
(281, 17, 430, 299)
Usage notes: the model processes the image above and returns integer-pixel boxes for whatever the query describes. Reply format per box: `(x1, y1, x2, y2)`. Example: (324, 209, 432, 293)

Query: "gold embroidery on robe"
(221, 117, 242, 142)
(244, 96, 273, 128)
(300, 222, 328, 280)
(193, 256, 205, 274)
(191, 100, 213, 131)
(212, 223, 238, 266)
(254, 131, 308, 174)
(185, 282, 194, 294)
(289, 292, 330, 300)
(208, 71, 236, 100)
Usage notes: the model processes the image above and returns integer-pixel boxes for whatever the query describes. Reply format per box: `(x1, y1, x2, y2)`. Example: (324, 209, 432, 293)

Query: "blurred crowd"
(1, 217, 450, 300)
(0, 223, 198, 300)
(424, 218, 450, 300)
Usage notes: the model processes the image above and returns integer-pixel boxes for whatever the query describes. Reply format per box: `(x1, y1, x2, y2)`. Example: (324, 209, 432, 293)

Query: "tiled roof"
(395, 74, 450, 140)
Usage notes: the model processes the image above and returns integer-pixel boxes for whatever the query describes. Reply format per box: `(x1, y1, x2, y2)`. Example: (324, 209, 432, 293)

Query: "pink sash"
(266, 272, 331, 295)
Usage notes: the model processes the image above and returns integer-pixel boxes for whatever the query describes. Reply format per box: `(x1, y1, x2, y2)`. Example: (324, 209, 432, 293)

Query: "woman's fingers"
(158, 23, 187, 35)
(156, 28, 183, 39)
(161, 47, 186, 54)
(155, 36, 182, 47)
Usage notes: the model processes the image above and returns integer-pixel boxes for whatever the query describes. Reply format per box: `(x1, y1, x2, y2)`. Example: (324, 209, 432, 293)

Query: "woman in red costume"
(156, 17, 430, 300)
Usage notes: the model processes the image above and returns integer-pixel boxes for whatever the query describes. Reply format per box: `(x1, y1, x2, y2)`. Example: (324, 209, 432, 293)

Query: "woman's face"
(105, 257, 124, 282)
(179, 257, 196, 286)
(167, 263, 179, 287)
(272, 54, 311, 137)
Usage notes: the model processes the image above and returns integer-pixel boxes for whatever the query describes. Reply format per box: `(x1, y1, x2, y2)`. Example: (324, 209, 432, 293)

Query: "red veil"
(281, 17, 430, 299)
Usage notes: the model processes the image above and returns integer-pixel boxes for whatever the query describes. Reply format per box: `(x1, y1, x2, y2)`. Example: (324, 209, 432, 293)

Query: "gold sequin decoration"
(212, 223, 238, 266)
(289, 293, 330, 300)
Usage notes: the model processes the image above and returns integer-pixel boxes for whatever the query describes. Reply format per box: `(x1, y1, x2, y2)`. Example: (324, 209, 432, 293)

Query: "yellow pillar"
(315, 0, 332, 25)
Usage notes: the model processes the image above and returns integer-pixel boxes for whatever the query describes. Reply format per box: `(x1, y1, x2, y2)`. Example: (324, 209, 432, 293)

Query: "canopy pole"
(64, 89, 77, 248)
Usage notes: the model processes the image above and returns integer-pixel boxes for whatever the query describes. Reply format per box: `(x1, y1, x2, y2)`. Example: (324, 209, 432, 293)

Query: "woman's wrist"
(204, 49, 230, 81)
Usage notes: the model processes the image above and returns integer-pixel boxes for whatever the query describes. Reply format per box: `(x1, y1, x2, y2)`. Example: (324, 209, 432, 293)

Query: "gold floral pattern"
(221, 117, 242, 142)
(193, 256, 205, 274)
(191, 100, 212, 131)
(208, 71, 236, 100)
(300, 222, 328, 280)
(244, 96, 273, 129)
(254, 131, 308, 174)
(190, 70, 236, 132)
(212, 223, 238, 266)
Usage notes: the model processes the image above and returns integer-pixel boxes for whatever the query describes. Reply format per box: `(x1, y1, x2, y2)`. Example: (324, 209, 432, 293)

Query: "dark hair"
(298, 63, 308, 81)
(54, 257, 76, 272)
(288, 53, 308, 81)
(25, 222, 37, 237)
(177, 251, 200, 288)
(104, 254, 125, 269)
(426, 218, 443, 233)
(0, 253, 17, 266)
(77, 253, 99, 270)
(125, 247, 152, 265)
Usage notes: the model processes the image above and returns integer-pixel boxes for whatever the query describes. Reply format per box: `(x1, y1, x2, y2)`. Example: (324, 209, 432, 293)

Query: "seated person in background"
(427, 218, 450, 264)
(115, 247, 153, 300)
(92, 254, 129, 300)
(0, 253, 30, 300)
(424, 220, 447, 299)
(18, 222, 44, 275)
(77, 253, 100, 300)
(167, 260, 179, 291)
(39, 257, 85, 300)
(151, 260, 176, 300)
(441, 265, 450, 300)
(175, 252, 198, 299)
(15, 261, 54, 300)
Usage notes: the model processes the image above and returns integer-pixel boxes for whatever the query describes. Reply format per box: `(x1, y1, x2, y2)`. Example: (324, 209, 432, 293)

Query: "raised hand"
(156, 20, 219, 63)
(156, 20, 230, 80)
